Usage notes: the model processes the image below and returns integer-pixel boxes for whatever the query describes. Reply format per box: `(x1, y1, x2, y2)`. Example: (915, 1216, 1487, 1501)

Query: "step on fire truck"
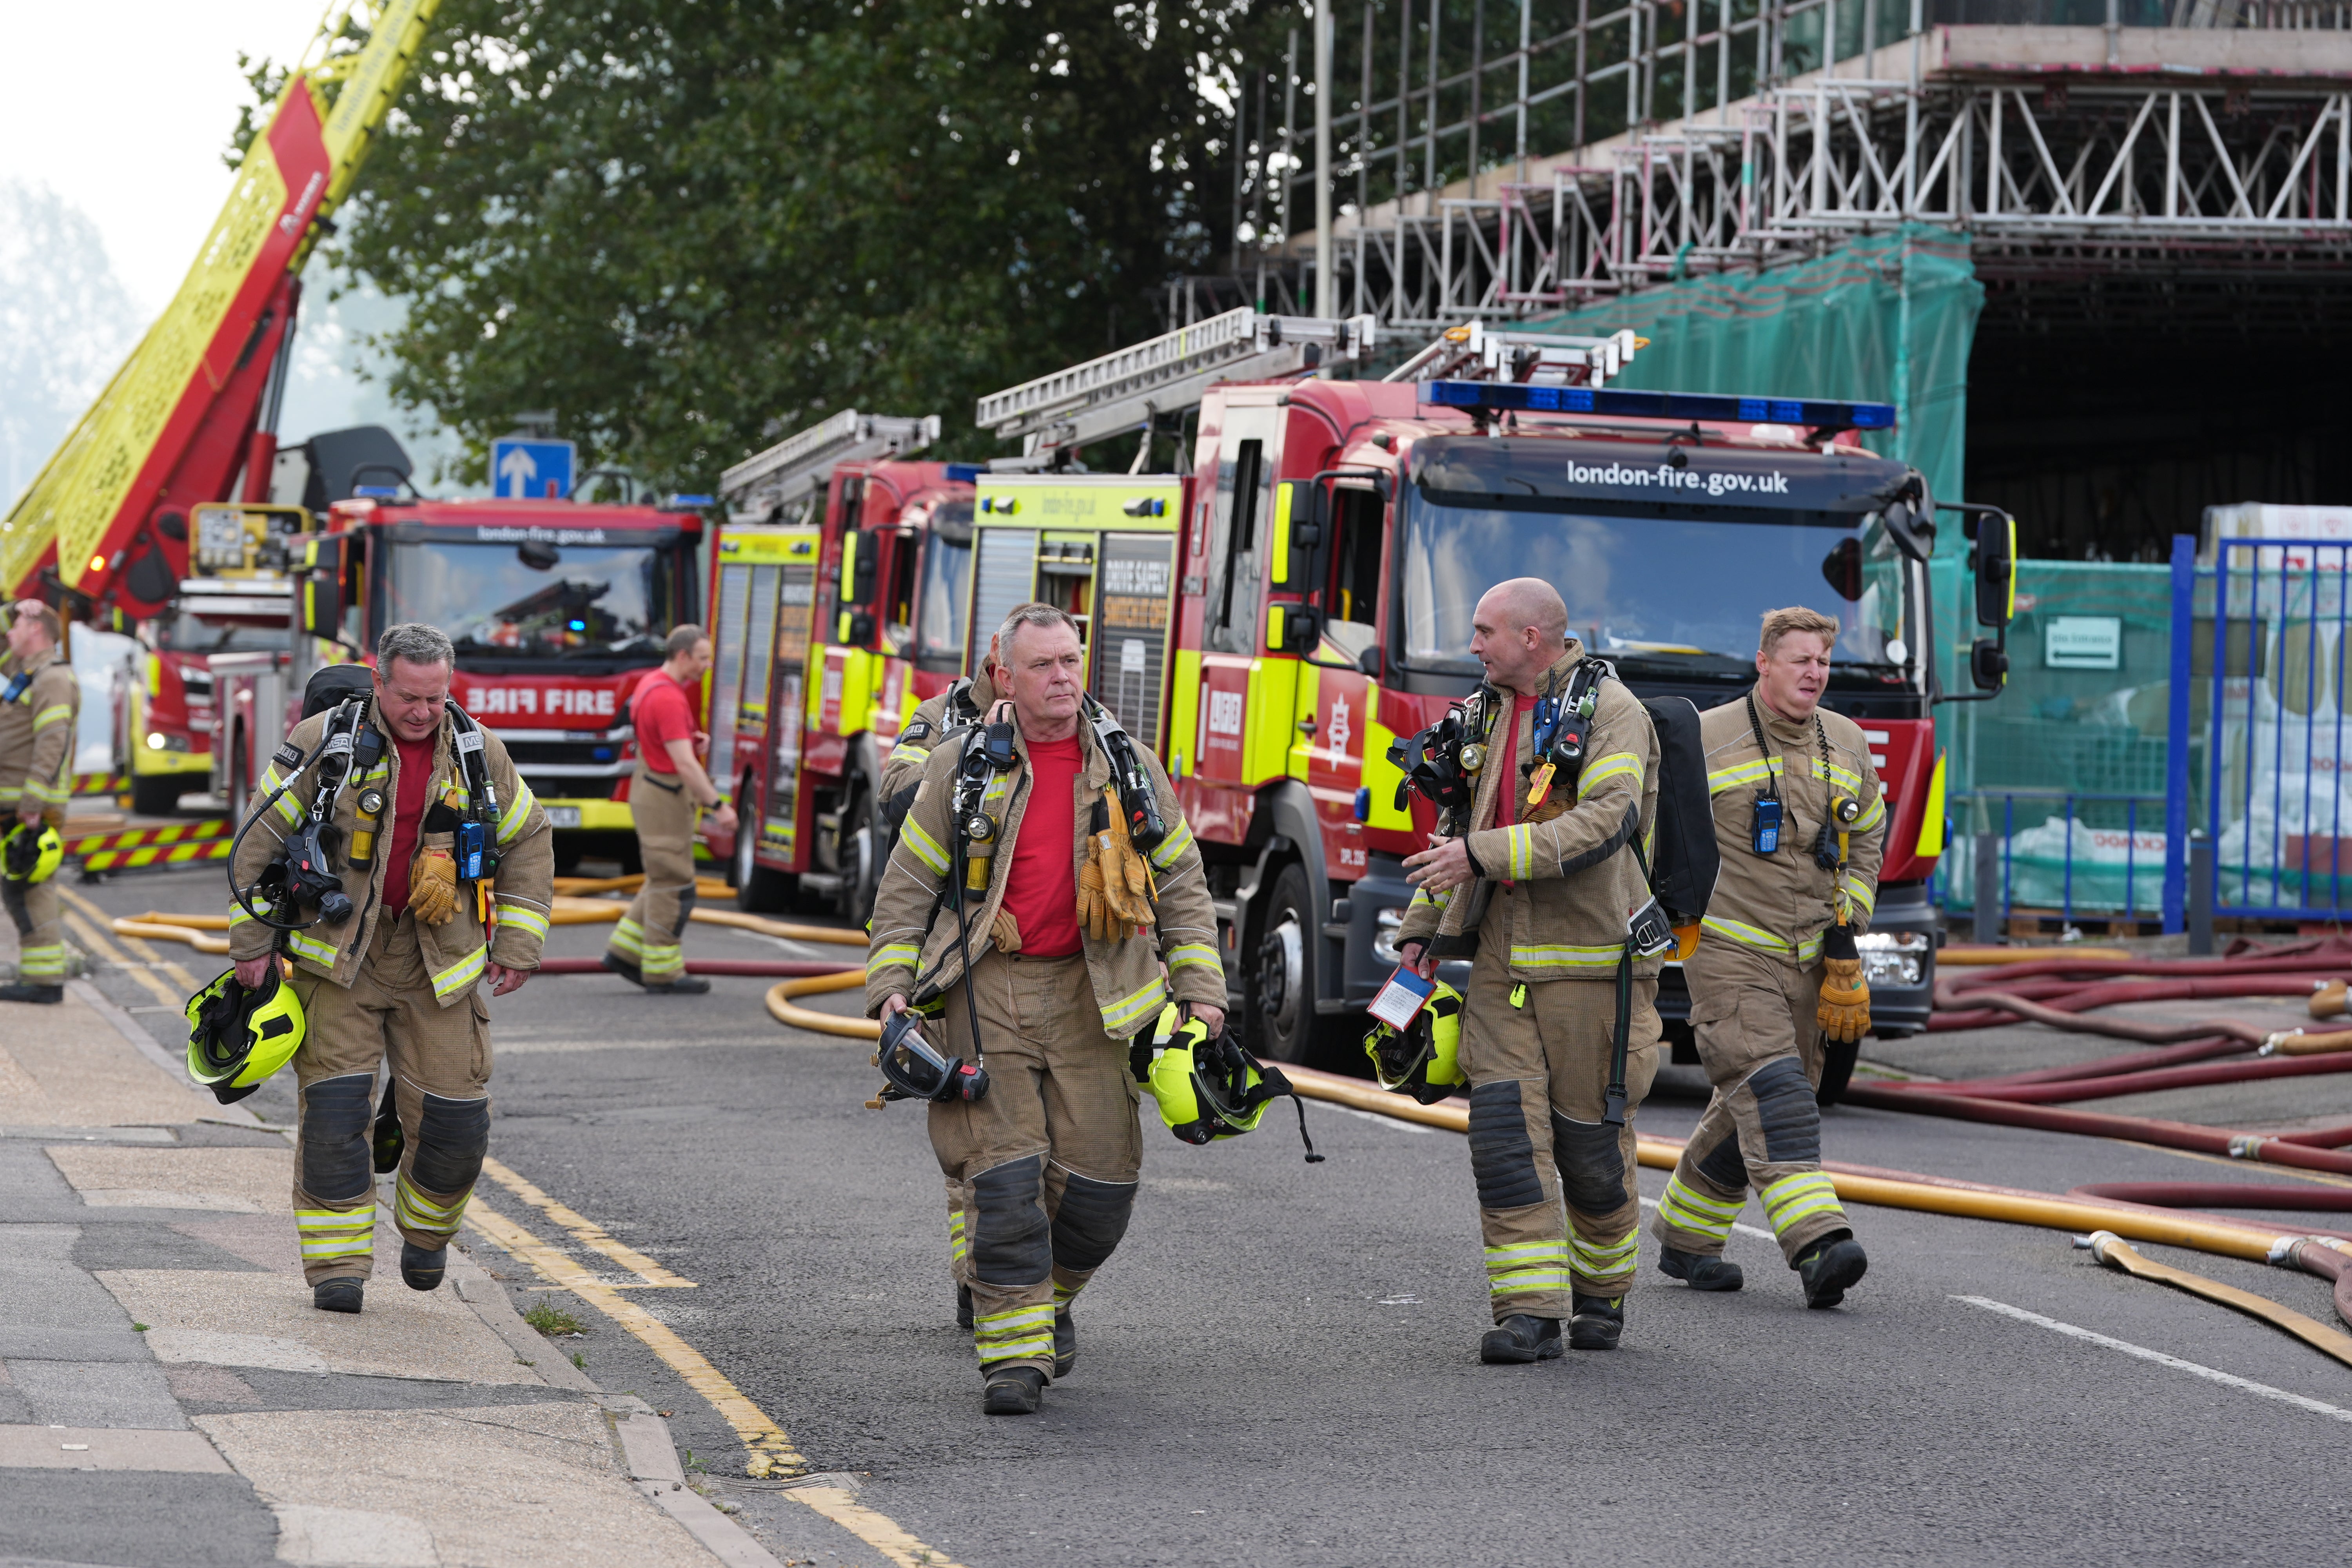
(949, 308, 2015, 1098)
(708, 411, 978, 918)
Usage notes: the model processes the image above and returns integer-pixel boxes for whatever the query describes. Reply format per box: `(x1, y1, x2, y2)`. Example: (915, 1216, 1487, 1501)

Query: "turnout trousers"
(1651, 938, 1854, 1267)
(929, 949, 1142, 1379)
(1458, 940, 1660, 1323)
(609, 762, 698, 985)
(286, 911, 493, 1285)
(2, 877, 64, 987)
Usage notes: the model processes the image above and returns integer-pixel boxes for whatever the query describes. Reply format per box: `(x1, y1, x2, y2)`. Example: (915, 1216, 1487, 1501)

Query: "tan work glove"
(1817, 957, 1871, 1044)
(991, 906, 1024, 955)
(1097, 791, 1155, 929)
(409, 843, 460, 926)
(1077, 851, 1118, 943)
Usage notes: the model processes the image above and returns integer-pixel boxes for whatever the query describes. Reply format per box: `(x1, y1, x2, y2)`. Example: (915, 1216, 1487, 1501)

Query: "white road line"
(1955, 1294, 2352, 1426)
(1637, 1193, 1777, 1243)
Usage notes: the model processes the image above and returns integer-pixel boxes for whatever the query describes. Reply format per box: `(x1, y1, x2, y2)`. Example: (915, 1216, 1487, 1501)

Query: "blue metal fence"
(1933, 790, 2167, 928)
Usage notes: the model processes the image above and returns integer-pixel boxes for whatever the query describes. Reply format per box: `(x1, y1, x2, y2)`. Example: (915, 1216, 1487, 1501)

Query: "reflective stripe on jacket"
(0, 649, 80, 817)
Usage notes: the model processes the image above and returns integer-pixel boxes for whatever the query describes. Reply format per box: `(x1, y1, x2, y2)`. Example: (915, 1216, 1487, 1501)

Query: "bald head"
(1470, 578, 1571, 697)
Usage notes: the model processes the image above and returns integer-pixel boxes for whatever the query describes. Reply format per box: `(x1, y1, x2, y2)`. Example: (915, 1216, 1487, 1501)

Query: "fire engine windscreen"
(1399, 437, 1916, 690)
(913, 513, 971, 667)
(382, 542, 684, 660)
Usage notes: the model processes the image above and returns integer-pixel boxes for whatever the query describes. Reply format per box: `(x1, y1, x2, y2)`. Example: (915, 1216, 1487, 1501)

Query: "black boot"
(313, 1277, 365, 1314)
(1053, 1307, 1076, 1379)
(646, 973, 711, 995)
(955, 1284, 974, 1331)
(1795, 1231, 1869, 1309)
(982, 1365, 1044, 1415)
(1568, 1293, 1624, 1351)
(600, 951, 645, 987)
(400, 1242, 447, 1292)
(0, 982, 64, 1004)
(1478, 1314, 1563, 1365)
(1659, 1246, 1745, 1292)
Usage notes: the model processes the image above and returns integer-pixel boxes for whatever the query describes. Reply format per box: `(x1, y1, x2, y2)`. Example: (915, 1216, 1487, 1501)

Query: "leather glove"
(991, 906, 1023, 955)
(1817, 956, 1871, 1044)
(1097, 791, 1155, 929)
(1077, 853, 1116, 943)
(409, 844, 460, 926)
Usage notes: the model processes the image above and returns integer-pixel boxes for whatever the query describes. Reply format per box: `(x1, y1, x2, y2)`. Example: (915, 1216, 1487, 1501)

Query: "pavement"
(15, 860, 2352, 1566)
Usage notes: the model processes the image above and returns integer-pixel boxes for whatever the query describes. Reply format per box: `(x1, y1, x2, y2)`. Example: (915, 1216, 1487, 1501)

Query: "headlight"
(1372, 906, 1408, 965)
(1854, 930, 1928, 989)
(145, 732, 167, 750)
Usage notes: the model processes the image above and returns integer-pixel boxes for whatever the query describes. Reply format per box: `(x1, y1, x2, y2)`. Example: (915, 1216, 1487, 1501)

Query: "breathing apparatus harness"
(229, 692, 503, 938)
(883, 676, 991, 838)
(1742, 693, 1865, 960)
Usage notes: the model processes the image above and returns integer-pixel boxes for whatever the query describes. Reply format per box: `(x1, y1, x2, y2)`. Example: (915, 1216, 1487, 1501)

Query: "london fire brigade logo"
(1326, 693, 1351, 753)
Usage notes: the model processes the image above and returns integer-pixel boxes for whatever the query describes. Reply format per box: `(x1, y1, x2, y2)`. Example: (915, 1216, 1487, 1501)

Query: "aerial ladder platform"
(719, 411, 940, 522)
(1, 0, 443, 622)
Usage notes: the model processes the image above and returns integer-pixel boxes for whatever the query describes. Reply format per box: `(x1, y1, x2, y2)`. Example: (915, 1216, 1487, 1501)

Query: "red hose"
(1929, 975, 2335, 1034)
(2069, 1181, 2352, 1214)
(2278, 1123, 2352, 1148)
(1880, 1050, 2352, 1106)
(1936, 941, 2352, 989)
(2284, 1239, 2352, 1332)
(534, 958, 855, 978)
(1841, 1084, 2352, 1176)
(1919, 1036, 2250, 1094)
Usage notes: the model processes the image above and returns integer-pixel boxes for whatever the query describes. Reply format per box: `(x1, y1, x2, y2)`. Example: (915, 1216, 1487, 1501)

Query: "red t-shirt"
(632, 671, 698, 774)
(1494, 693, 1538, 828)
(1000, 734, 1084, 959)
(381, 731, 437, 914)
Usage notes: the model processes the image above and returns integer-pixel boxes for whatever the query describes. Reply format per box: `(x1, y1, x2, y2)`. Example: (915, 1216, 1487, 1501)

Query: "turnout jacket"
(864, 711, 1223, 1039)
(226, 704, 554, 1002)
(877, 670, 1006, 817)
(1395, 641, 1662, 982)
(1694, 688, 1885, 966)
(0, 646, 79, 824)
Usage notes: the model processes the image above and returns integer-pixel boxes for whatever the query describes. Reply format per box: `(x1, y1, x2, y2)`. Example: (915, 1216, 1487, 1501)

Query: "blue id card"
(1369, 966, 1437, 1031)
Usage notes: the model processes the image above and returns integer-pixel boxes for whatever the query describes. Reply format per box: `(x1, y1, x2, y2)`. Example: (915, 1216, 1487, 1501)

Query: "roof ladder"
(720, 411, 940, 521)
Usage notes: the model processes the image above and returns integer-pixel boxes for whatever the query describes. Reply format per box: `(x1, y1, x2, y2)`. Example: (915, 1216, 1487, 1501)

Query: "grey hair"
(994, 601, 1082, 658)
(377, 622, 456, 672)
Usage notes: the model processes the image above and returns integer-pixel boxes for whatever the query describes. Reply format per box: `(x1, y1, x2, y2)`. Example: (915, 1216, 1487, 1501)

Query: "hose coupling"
(2080, 1229, 2123, 1267)
(2258, 1029, 2302, 1057)
(2228, 1134, 2267, 1161)
(2267, 1235, 2300, 1266)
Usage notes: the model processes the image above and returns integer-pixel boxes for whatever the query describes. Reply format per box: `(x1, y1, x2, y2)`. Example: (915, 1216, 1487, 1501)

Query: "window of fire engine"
(1322, 486, 1384, 662)
(1399, 455, 1913, 690)
(147, 613, 285, 654)
(882, 530, 919, 654)
(1206, 430, 1274, 656)
(383, 541, 680, 660)
(914, 518, 972, 671)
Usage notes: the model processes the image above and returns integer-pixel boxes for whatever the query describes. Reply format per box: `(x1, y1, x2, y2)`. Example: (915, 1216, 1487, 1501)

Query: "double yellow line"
(57, 885, 200, 1009)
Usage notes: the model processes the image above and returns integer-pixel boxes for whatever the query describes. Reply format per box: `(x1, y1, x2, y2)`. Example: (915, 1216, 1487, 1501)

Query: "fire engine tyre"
(735, 786, 794, 915)
(132, 772, 185, 817)
(835, 777, 879, 927)
(1246, 864, 1318, 1065)
(1815, 1036, 1860, 1108)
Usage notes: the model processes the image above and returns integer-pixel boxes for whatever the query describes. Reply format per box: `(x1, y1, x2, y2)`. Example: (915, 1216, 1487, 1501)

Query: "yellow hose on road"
(764, 970, 876, 1037)
(2082, 1231, 2352, 1371)
(1938, 946, 2135, 965)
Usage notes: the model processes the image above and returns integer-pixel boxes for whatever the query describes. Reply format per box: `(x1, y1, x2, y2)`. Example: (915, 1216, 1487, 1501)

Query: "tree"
(271, 0, 1286, 491)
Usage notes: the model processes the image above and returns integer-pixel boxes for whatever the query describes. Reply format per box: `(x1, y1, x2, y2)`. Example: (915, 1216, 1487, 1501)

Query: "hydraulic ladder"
(719, 412, 941, 522)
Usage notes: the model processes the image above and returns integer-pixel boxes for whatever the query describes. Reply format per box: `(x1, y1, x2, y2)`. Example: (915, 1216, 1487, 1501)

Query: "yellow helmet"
(1362, 981, 1465, 1105)
(184, 966, 306, 1105)
(1140, 1005, 1322, 1162)
(1, 820, 62, 885)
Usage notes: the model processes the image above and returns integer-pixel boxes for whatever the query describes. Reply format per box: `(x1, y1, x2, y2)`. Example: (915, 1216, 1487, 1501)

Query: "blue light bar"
(1421, 380, 1896, 430)
(944, 463, 984, 484)
(666, 493, 715, 507)
(352, 484, 400, 499)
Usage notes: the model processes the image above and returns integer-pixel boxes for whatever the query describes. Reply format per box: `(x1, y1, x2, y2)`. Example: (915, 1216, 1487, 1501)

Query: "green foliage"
(292, 0, 1291, 490)
(523, 1298, 585, 1336)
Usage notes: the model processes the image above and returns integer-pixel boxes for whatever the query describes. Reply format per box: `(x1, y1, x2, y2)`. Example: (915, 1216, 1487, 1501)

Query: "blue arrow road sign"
(490, 437, 576, 500)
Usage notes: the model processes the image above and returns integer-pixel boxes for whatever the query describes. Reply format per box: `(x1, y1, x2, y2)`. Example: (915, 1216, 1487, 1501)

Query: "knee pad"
(300, 1073, 376, 1203)
(1746, 1056, 1822, 1165)
(1467, 1082, 1546, 1212)
(1694, 1127, 1751, 1192)
(1049, 1170, 1135, 1274)
(410, 1092, 491, 1194)
(668, 883, 697, 944)
(969, 1154, 1052, 1286)
(1550, 1112, 1627, 1216)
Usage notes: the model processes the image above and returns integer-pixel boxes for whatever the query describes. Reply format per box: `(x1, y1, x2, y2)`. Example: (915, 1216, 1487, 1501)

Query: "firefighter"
(226, 623, 553, 1313)
(1650, 606, 1882, 1309)
(604, 625, 734, 995)
(0, 600, 78, 1005)
(866, 603, 1223, 1416)
(1398, 577, 1663, 1365)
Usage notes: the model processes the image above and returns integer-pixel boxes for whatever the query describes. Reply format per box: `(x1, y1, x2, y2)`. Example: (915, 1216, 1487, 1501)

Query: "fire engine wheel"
(735, 788, 794, 914)
(835, 778, 879, 927)
(1816, 1036, 1861, 1108)
(1246, 864, 1316, 1065)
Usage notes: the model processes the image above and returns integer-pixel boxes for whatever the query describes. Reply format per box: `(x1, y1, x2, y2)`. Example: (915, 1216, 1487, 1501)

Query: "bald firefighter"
(1398, 578, 1664, 1364)
(228, 624, 553, 1313)
(867, 603, 1223, 1415)
(1, 601, 78, 1004)
(1650, 606, 1882, 1308)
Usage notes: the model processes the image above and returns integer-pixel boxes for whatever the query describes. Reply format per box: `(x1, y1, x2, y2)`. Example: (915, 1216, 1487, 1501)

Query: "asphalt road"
(72, 864, 2352, 1567)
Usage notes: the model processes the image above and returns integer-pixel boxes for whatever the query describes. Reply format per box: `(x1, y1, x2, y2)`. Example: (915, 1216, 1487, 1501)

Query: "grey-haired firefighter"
(1, 601, 78, 1004)
(866, 603, 1222, 1415)
(1398, 577, 1664, 1365)
(875, 656, 1006, 1330)
(1650, 606, 1883, 1308)
(226, 624, 552, 1314)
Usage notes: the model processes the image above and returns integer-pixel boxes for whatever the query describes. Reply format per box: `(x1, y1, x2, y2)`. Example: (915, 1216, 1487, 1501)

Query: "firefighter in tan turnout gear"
(867, 603, 1223, 1416)
(1398, 578, 1664, 1365)
(1651, 606, 1883, 1308)
(228, 624, 554, 1314)
(0, 601, 78, 1004)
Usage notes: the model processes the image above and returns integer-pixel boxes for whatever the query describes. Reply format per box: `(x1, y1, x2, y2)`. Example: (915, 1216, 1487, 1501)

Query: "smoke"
(0, 180, 141, 511)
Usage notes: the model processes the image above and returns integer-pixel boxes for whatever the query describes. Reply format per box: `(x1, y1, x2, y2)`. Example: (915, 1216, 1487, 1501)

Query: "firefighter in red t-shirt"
(604, 626, 736, 994)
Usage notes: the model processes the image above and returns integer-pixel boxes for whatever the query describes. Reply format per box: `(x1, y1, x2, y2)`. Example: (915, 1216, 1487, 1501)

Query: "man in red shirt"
(866, 604, 1225, 1416)
(605, 625, 735, 994)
